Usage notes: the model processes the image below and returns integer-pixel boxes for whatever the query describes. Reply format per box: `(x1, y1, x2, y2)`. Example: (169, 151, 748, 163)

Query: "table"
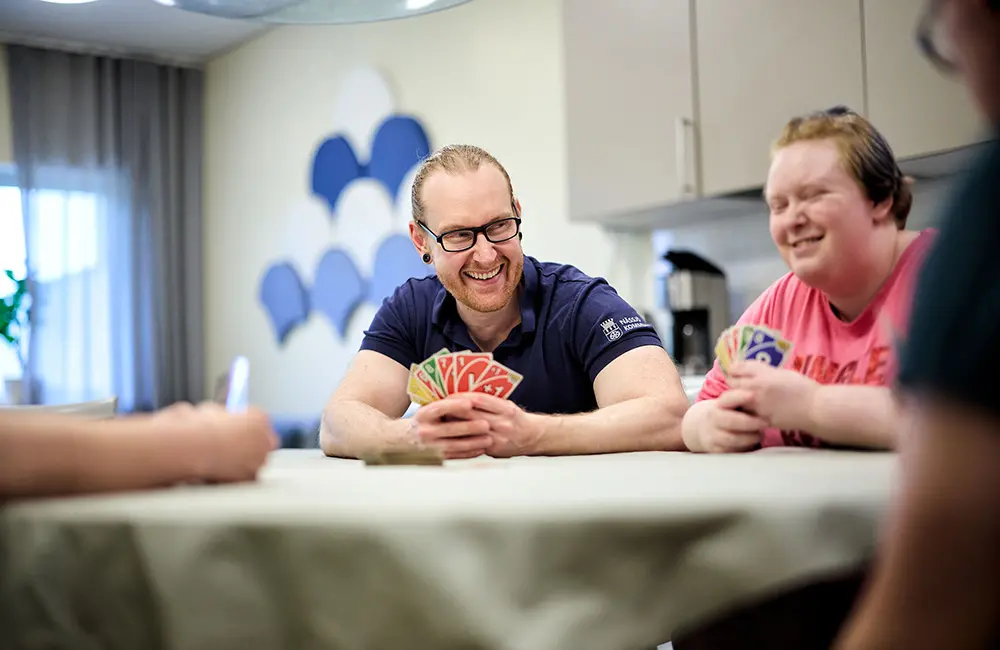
(0, 449, 898, 650)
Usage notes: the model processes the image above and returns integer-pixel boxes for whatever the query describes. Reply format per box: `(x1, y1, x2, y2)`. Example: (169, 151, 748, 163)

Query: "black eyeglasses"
(417, 212, 522, 253)
(917, 0, 958, 74)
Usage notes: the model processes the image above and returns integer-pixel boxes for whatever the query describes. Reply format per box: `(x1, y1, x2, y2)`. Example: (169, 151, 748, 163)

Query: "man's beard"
(441, 254, 524, 314)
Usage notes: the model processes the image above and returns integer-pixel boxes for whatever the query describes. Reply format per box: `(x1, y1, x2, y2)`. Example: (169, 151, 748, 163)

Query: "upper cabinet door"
(695, 0, 865, 196)
(563, 0, 695, 222)
(863, 0, 986, 159)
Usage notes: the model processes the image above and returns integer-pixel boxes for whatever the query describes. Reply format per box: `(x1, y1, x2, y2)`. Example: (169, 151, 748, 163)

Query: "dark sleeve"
(897, 139, 1000, 417)
(359, 283, 420, 370)
(570, 280, 663, 383)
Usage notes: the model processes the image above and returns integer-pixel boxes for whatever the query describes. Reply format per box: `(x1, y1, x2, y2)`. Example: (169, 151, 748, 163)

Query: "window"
(26, 180, 108, 406)
(0, 185, 26, 280)
(0, 184, 100, 283)
(0, 165, 107, 404)
(0, 172, 25, 387)
(31, 190, 99, 283)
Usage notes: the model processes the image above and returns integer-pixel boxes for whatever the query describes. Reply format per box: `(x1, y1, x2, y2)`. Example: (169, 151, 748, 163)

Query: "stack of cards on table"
(360, 447, 446, 467)
(407, 348, 524, 405)
(715, 324, 794, 376)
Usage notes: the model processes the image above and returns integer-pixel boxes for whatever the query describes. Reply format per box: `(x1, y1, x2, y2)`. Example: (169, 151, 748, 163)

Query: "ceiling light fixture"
(154, 0, 475, 24)
(38, 0, 102, 4)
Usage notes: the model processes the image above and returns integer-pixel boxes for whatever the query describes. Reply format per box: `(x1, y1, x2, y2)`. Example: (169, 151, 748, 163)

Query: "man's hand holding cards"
(409, 349, 528, 460)
(363, 350, 525, 465)
(406, 348, 524, 405)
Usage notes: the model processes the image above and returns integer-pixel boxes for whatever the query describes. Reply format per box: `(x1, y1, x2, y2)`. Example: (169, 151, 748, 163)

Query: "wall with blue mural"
(258, 81, 435, 345)
(203, 11, 616, 419)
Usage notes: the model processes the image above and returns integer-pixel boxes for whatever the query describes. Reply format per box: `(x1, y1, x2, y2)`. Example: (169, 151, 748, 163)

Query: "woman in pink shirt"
(683, 106, 935, 453)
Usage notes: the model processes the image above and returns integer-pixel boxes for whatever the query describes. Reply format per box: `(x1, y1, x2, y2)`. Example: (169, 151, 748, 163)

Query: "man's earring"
(422, 252, 432, 263)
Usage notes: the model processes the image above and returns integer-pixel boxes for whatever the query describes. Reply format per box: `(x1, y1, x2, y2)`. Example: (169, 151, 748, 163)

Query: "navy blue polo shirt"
(360, 256, 663, 414)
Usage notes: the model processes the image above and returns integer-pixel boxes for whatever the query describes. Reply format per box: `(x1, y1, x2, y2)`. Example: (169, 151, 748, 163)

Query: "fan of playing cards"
(407, 348, 524, 405)
(715, 324, 795, 375)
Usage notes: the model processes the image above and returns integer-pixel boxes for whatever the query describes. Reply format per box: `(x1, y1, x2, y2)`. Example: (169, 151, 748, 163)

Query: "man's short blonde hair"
(773, 105, 912, 229)
(410, 144, 515, 222)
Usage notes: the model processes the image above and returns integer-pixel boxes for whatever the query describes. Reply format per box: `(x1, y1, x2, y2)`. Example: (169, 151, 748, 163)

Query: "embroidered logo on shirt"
(618, 316, 647, 333)
(601, 318, 623, 341)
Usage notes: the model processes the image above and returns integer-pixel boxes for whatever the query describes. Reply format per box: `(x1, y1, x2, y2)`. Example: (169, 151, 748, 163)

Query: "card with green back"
(420, 348, 450, 394)
(738, 325, 756, 360)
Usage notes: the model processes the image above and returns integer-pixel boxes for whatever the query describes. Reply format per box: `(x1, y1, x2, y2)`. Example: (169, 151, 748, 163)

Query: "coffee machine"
(663, 250, 730, 375)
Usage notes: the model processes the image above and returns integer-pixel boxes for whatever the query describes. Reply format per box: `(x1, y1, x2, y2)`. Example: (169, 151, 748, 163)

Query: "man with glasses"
(834, 0, 1000, 647)
(320, 144, 689, 460)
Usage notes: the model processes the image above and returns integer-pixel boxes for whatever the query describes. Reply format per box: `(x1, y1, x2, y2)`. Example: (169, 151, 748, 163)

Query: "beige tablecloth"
(0, 448, 898, 650)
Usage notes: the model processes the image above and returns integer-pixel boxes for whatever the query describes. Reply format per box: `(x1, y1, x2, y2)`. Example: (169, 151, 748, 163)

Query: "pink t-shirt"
(696, 228, 937, 448)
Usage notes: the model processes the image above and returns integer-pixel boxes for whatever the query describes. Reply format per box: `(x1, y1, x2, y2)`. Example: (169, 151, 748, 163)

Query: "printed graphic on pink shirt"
(697, 229, 936, 448)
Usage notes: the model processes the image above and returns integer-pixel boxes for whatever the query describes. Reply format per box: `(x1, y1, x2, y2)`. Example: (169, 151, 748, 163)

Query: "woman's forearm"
(807, 385, 898, 449)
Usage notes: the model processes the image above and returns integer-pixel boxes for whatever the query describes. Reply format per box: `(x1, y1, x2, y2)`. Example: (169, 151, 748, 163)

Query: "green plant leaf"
(0, 268, 28, 354)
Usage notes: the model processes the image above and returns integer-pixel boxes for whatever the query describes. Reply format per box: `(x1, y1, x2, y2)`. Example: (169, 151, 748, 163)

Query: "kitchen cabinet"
(694, 0, 865, 195)
(563, 0, 696, 222)
(562, 0, 981, 226)
(863, 0, 986, 159)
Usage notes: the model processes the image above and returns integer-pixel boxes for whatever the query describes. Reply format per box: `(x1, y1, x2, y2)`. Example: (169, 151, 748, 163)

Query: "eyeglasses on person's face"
(417, 210, 522, 253)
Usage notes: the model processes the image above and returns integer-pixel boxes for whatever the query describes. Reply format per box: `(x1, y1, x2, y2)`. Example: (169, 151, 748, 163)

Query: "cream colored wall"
(203, 0, 653, 416)
(0, 48, 13, 165)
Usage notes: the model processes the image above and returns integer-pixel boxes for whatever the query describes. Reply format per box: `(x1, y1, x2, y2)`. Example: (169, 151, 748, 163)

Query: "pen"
(225, 355, 250, 413)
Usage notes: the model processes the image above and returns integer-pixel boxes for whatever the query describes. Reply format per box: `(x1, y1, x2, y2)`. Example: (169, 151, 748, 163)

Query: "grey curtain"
(6, 44, 204, 411)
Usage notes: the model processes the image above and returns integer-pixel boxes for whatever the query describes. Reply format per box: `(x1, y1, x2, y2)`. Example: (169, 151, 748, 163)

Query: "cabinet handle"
(675, 117, 695, 198)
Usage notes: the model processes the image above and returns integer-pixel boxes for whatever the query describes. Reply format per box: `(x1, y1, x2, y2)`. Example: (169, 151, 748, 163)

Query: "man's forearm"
(808, 385, 898, 449)
(319, 400, 412, 458)
(0, 414, 200, 498)
(528, 396, 688, 455)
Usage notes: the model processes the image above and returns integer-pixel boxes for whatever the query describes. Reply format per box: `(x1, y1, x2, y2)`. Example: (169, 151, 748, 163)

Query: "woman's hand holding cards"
(686, 322, 816, 452)
(728, 361, 820, 432)
(683, 389, 769, 453)
(409, 395, 493, 460)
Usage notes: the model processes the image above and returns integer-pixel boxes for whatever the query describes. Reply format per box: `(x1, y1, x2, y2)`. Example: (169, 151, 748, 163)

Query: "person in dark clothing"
(834, 0, 1000, 648)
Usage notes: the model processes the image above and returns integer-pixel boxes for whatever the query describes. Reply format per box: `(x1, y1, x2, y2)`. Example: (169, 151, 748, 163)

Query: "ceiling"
(0, 0, 272, 66)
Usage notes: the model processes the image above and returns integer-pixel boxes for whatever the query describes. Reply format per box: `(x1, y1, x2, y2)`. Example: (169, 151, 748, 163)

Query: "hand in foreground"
(684, 389, 769, 453)
(410, 395, 492, 459)
(728, 361, 819, 432)
(153, 401, 278, 483)
(465, 393, 542, 458)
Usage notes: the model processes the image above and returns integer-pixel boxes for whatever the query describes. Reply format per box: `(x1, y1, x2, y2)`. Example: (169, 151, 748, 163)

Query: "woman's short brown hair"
(773, 106, 913, 229)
